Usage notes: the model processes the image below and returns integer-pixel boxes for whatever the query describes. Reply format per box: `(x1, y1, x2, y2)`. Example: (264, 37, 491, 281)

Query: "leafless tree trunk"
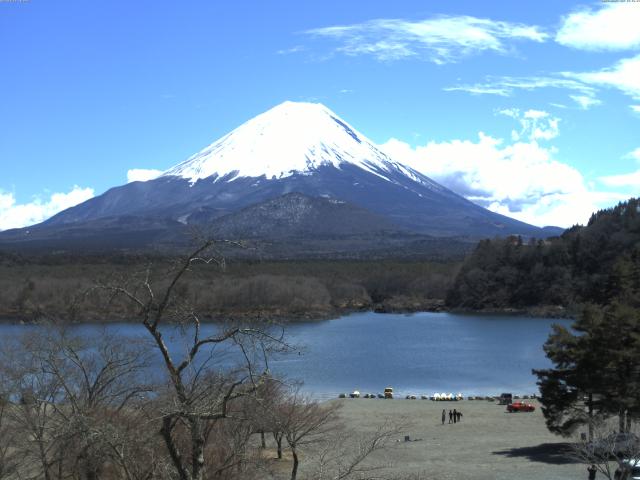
(102, 240, 285, 480)
(271, 389, 341, 480)
(274, 431, 284, 459)
(588, 392, 594, 442)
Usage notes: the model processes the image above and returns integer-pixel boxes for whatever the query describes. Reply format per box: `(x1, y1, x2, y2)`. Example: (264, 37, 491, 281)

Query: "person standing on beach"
(442, 409, 446, 425)
(453, 409, 457, 424)
(448, 410, 453, 424)
(587, 464, 596, 480)
(456, 410, 462, 422)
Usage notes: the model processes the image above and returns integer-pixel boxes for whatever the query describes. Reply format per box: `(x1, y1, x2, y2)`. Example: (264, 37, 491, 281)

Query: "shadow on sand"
(493, 443, 579, 465)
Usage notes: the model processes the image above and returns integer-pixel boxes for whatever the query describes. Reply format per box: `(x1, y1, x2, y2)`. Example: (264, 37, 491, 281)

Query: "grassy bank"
(279, 398, 584, 480)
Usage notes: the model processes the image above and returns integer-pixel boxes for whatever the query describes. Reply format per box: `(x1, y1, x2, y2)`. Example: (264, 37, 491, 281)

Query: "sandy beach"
(298, 398, 587, 480)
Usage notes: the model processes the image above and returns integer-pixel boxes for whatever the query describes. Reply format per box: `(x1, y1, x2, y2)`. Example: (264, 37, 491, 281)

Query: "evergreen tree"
(534, 304, 640, 438)
(447, 197, 640, 311)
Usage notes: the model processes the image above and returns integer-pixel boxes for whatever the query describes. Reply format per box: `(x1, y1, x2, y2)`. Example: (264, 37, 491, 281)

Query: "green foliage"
(447, 198, 640, 436)
(534, 302, 640, 436)
(447, 198, 640, 310)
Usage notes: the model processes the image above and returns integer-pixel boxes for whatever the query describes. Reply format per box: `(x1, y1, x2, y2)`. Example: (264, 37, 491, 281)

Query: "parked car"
(506, 402, 535, 412)
(498, 392, 513, 405)
(621, 459, 640, 479)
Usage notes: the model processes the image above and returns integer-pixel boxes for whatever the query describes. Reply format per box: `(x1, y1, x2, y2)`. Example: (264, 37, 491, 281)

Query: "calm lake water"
(0, 312, 571, 400)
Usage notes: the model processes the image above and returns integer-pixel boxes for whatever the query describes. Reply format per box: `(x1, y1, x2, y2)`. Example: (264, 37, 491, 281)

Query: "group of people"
(441, 409, 463, 424)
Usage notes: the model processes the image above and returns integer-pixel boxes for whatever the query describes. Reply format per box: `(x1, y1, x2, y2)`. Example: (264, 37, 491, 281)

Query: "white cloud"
(599, 147, 640, 188)
(523, 109, 547, 120)
(497, 108, 519, 119)
(449, 55, 640, 109)
(447, 85, 512, 96)
(445, 75, 599, 106)
(305, 15, 548, 64)
(0, 186, 94, 231)
(556, 3, 640, 51)
(498, 108, 560, 141)
(485, 190, 627, 229)
(563, 54, 640, 101)
(599, 170, 640, 188)
(277, 45, 305, 55)
(570, 94, 602, 110)
(625, 147, 640, 162)
(380, 111, 622, 227)
(127, 169, 163, 183)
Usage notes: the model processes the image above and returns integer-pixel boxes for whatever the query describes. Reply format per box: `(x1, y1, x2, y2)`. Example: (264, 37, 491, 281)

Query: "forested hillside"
(446, 198, 640, 311)
(0, 254, 459, 322)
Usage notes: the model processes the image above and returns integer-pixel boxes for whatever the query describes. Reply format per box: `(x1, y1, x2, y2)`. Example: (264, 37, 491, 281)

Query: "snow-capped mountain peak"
(163, 101, 421, 184)
(6, 101, 557, 247)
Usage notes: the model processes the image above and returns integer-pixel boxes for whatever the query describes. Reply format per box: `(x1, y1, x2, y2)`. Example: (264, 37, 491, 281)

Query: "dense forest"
(447, 198, 640, 312)
(0, 253, 459, 322)
(4, 198, 639, 322)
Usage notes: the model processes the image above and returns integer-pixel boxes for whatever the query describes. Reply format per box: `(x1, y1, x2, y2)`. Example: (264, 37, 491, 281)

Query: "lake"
(0, 311, 571, 400)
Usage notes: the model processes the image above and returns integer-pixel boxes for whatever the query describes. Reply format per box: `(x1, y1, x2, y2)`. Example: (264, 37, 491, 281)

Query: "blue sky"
(1, 0, 639, 228)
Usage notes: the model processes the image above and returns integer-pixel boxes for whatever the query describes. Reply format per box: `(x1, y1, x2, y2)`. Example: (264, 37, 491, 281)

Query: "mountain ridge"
(0, 101, 563, 254)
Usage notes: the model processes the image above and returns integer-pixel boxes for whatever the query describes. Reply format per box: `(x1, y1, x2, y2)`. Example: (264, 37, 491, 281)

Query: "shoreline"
(0, 301, 574, 324)
(313, 392, 542, 403)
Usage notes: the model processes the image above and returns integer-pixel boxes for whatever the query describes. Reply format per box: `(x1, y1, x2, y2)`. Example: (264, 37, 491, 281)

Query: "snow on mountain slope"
(1, 99, 562, 249)
(163, 101, 441, 191)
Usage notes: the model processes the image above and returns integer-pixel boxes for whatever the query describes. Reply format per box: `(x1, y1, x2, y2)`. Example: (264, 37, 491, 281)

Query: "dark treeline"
(0, 255, 460, 322)
(447, 198, 640, 312)
(5, 198, 640, 322)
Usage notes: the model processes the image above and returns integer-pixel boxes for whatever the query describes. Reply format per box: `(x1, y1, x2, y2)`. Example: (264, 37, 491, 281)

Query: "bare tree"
(98, 403, 173, 480)
(0, 396, 19, 479)
(101, 240, 284, 480)
(271, 389, 341, 480)
(308, 419, 404, 480)
(571, 417, 640, 480)
(1, 330, 69, 480)
(247, 374, 289, 459)
(0, 327, 152, 480)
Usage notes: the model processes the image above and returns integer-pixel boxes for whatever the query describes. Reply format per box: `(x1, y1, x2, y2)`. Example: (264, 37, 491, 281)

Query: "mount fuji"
(0, 101, 562, 255)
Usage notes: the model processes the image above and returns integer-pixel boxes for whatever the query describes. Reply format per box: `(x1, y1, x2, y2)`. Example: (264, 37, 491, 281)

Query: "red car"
(507, 402, 535, 413)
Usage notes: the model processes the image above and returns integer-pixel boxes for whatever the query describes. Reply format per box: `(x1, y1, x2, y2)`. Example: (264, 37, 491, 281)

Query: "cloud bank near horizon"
(380, 109, 627, 228)
(0, 186, 94, 231)
(127, 168, 163, 183)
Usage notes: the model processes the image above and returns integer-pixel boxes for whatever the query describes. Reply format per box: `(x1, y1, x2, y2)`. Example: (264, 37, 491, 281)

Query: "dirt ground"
(292, 398, 588, 480)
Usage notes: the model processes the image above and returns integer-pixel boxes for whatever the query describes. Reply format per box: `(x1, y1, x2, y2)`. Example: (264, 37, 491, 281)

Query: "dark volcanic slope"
(208, 192, 398, 238)
(0, 193, 475, 259)
(38, 163, 550, 239)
